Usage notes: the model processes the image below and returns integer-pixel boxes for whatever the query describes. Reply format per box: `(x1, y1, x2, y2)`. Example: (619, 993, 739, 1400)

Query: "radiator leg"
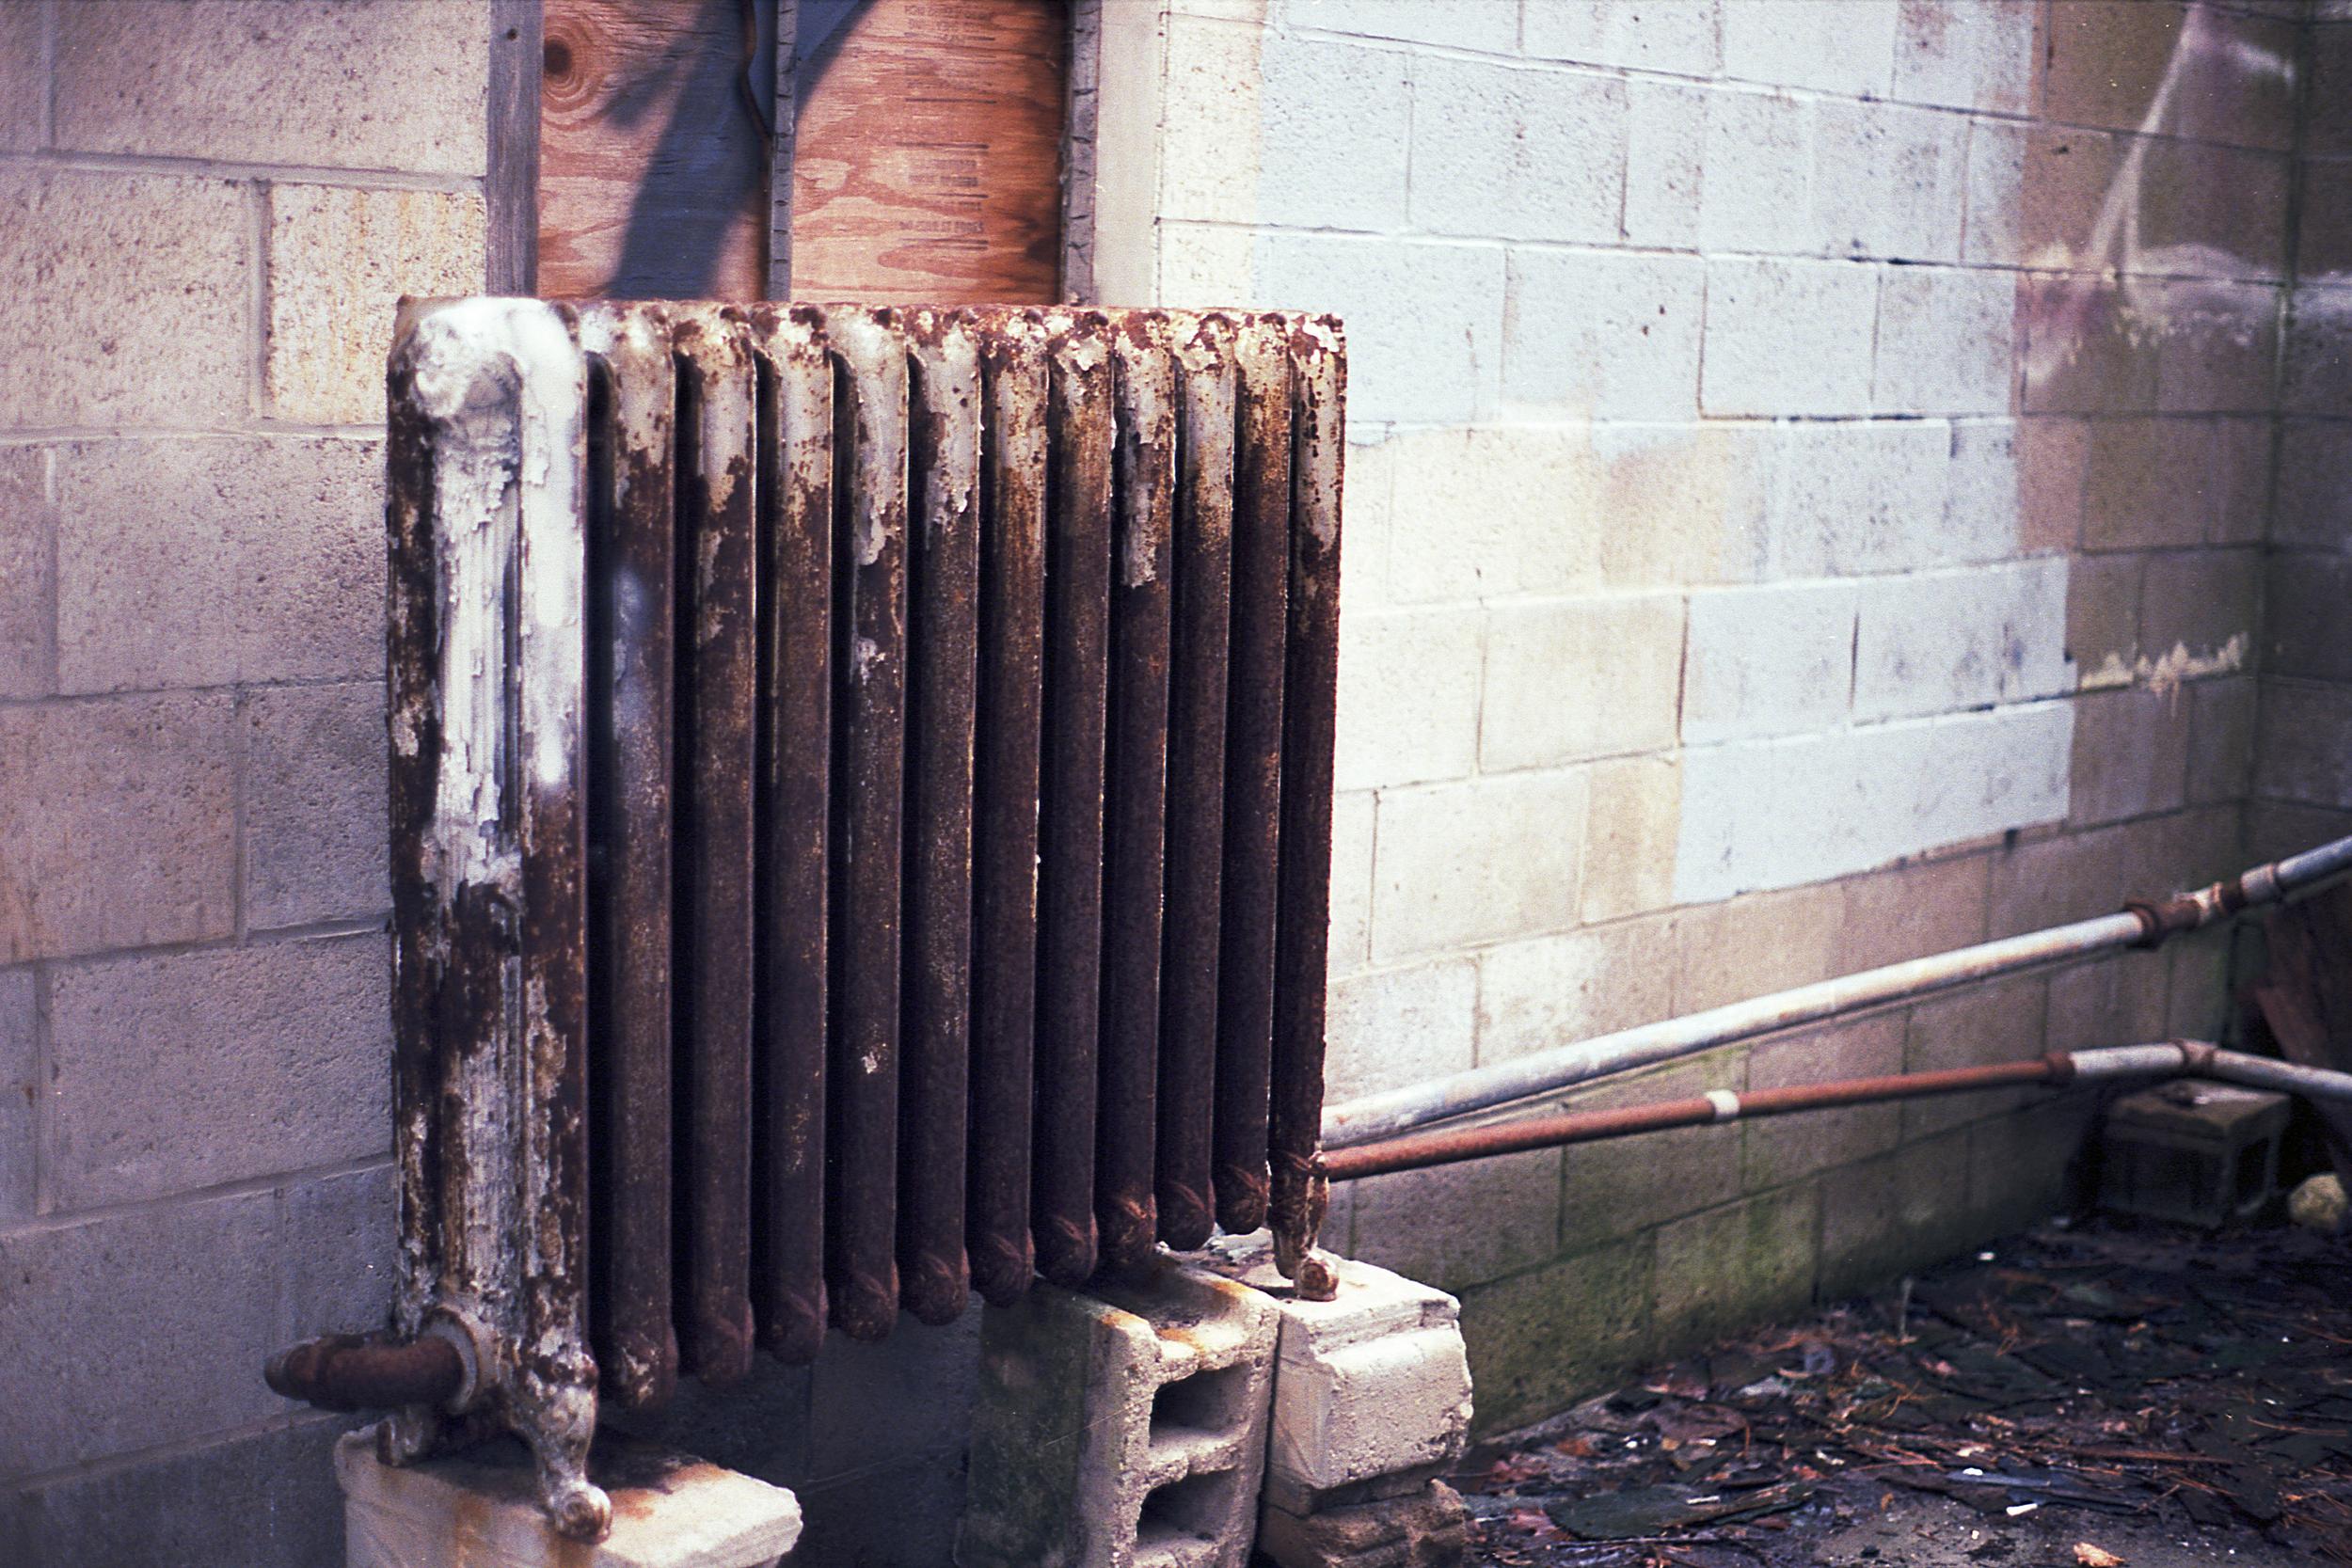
(515, 1348, 611, 1540)
(1269, 1159, 1339, 1301)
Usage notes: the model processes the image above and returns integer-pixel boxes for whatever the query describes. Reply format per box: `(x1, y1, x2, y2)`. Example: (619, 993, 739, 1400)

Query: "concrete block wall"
(1095, 0, 2316, 1434)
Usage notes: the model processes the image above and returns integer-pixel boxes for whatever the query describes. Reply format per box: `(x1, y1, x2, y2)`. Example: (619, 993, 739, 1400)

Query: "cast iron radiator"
(267, 298, 1346, 1536)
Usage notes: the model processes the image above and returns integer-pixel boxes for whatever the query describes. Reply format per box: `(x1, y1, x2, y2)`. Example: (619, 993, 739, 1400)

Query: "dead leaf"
(2074, 1544, 2127, 1567)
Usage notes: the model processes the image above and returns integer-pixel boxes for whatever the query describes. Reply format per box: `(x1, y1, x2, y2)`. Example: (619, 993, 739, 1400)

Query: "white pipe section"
(1324, 832, 2352, 1149)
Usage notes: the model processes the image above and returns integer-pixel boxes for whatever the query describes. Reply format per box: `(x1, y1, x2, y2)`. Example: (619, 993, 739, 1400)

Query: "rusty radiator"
(273, 299, 1346, 1536)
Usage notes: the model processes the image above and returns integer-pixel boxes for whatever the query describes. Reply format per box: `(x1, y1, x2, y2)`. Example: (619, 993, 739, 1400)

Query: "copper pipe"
(265, 1332, 466, 1414)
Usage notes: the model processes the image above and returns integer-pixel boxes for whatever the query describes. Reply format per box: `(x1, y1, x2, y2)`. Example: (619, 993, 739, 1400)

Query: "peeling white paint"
(2080, 632, 2249, 698)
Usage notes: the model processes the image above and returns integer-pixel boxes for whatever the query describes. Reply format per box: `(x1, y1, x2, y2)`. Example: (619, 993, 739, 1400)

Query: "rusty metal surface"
(1270, 316, 1345, 1302)
(673, 306, 759, 1387)
(823, 307, 910, 1339)
(1212, 315, 1293, 1238)
(967, 309, 1048, 1307)
(1155, 314, 1237, 1253)
(382, 298, 605, 1538)
(751, 305, 834, 1364)
(578, 303, 678, 1415)
(266, 1332, 467, 1414)
(1096, 315, 1176, 1272)
(900, 309, 980, 1324)
(1033, 309, 1113, 1288)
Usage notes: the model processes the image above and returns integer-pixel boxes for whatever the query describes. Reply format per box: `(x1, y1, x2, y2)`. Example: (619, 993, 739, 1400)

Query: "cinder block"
(1722, 0, 1897, 96)
(1408, 56, 1625, 245)
(1743, 1016, 1906, 1192)
(1254, 234, 1502, 426)
(268, 184, 487, 424)
(1591, 422, 1777, 587)
(2185, 674, 2256, 805)
(47, 934, 389, 1209)
(55, 0, 486, 174)
(1256, 35, 1409, 232)
(1480, 594, 1683, 771)
(2138, 141, 2289, 285)
(1701, 258, 1879, 418)
(1454, 1235, 1652, 1434)
(2312, 23, 2352, 158)
(1851, 560, 2072, 722)
(2144, 546, 2257, 665)
(8, 1418, 357, 1568)
(2254, 680, 2352, 810)
(1386, 425, 1604, 603)
(2272, 420, 2352, 552)
(959, 1263, 1278, 1568)
(1502, 249, 1703, 420)
(0, 448, 50, 698)
(2021, 276, 2160, 415)
(1348, 1143, 1562, 1297)
(1476, 916, 1677, 1069)
(1624, 79, 1707, 248)
(1698, 89, 1815, 255)
(805, 1303, 980, 1481)
(1985, 820, 2130, 937)
(0, 691, 236, 964)
(1811, 101, 1967, 262)
(2010, 416, 2090, 554)
(1523, 0, 1719, 75)
(790, 1450, 963, 1568)
(342, 1431, 803, 1568)
(1558, 1054, 1742, 1256)
(0, 1190, 282, 1476)
(244, 682, 391, 930)
(0, 967, 32, 1223)
(1323, 959, 1476, 1109)
(1650, 1183, 1818, 1349)
(1937, 420, 2037, 565)
(1968, 125, 2123, 271)
(1282, 0, 1518, 53)
(1675, 882, 1845, 1014)
(0, 2, 38, 150)
(2283, 282, 2352, 416)
(2066, 551, 2142, 681)
(1682, 581, 1856, 745)
(2152, 279, 2281, 416)
(1893, 0, 2038, 114)
(1901, 974, 2047, 1138)
(1973, 1092, 2096, 1233)
(2044, 949, 2170, 1056)
(56, 436, 384, 693)
(1579, 754, 1680, 924)
(1816, 1127, 1975, 1300)
(1329, 792, 1375, 977)
(1873, 266, 2015, 413)
(2083, 420, 2202, 551)
(2044, 1, 2293, 152)
(0, 167, 247, 429)
(1157, 224, 1254, 312)
(1335, 609, 1481, 790)
(1337, 437, 1392, 615)
(1258, 1482, 1469, 1568)
(282, 1163, 398, 1345)
(1159, 18, 1261, 229)
(1837, 853, 1990, 974)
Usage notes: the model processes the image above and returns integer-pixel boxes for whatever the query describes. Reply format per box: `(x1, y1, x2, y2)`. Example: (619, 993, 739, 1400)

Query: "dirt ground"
(1454, 1214, 2352, 1567)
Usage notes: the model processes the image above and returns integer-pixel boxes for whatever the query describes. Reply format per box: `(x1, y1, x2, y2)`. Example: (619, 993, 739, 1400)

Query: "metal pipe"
(1323, 832, 2352, 1148)
(1322, 1040, 2352, 1182)
(265, 1332, 467, 1414)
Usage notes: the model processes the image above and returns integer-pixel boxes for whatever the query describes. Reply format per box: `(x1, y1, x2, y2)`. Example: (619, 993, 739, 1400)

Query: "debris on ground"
(2291, 1173, 2347, 1233)
(1458, 1214, 2352, 1565)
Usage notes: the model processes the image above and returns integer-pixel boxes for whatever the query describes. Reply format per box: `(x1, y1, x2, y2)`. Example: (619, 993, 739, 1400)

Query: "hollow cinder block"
(957, 1260, 1279, 1568)
(2098, 1079, 2291, 1228)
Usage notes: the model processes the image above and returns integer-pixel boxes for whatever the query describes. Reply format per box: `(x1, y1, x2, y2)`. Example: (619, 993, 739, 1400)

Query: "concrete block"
(1408, 56, 1625, 245)
(1742, 1016, 1906, 1192)
(2010, 417, 2090, 554)
(2066, 551, 2142, 680)
(2044, 949, 2170, 1056)
(1335, 609, 1481, 790)
(245, 682, 391, 930)
(1386, 425, 1604, 603)
(1160, 19, 1263, 228)
(1283, 0, 1518, 52)
(2254, 681, 2352, 810)
(1851, 560, 2072, 722)
(790, 1451, 964, 1568)
(342, 1432, 803, 1568)
(47, 934, 389, 1209)
(2082, 420, 2214, 552)
(1938, 420, 2040, 564)
(1811, 101, 1967, 262)
(2164, 923, 2235, 1041)
(1838, 853, 1990, 974)
(2022, 276, 2160, 416)
(2143, 547, 2257, 667)
(0, 447, 51, 698)
(1985, 820, 2130, 938)
(1480, 594, 1683, 771)
(0, 967, 31, 1223)
(1698, 89, 1815, 255)
(1722, 0, 1897, 95)
(1454, 1236, 1653, 1435)
(1971, 1092, 2096, 1233)
(1254, 234, 1502, 426)
(1258, 1482, 1470, 1568)
(1348, 1141, 1563, 1296)
(1558, 1055, 1743, 1255)
(282, 1163, 399, 1345)
(1580, 754, 1680, 924)
(0, 2, 39, 150)
(2249, 801, 2352, 867)
(1207, 1243, 1470, 1513)
(0, 691, 236, 964)
(8, 1418, 357, 1568)
(1337, 437, 1394, 616)
(1873, 265, 2015, 413)
(2045, 1, 2293, 152)
(1502, 249, 1704, 420)
(1767, 420, 1954, 577)
(2184, 674, 2256, 806)
(1701, 258, 1879, 418)
(1329, 792, 1375, 976)
(805, 1303, 980, 1481)
(1901, 975, 2046, 1138)
(268, 184, 486, 424)
(1324, 959, 1477, 1105)
(1893, 0, 2038, 114)
(1588, 422, 1776, 588)
(1650, 1183, 1819, 1349)
(1476, 916, 1677, 1069)
(0, 166, 247, 428)
(1524, 0, 1718, 73)
(1624, 79, 1708, 248)
(2153, 279, 2282, 416)
(2283, 283, 2352, 416)
(2298, 154, 2352, 278)
(0, 1190, 281, 1476)
(2313, 23, 2352, 157)
(2138, 141, 2289, 285)
(1816, 1127, 1975, 1300)
(55, 0, 487, 174)
(1158, 224, 1254, 312)
(1675, 882, 1844, 1014)
(1681, 581, 1856, 745)
(959, 1262, 1278, 1568)
(2272, 420, 2352, 552)
(1256, 35, 1409, 232)
(56, 436, 384, 693)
